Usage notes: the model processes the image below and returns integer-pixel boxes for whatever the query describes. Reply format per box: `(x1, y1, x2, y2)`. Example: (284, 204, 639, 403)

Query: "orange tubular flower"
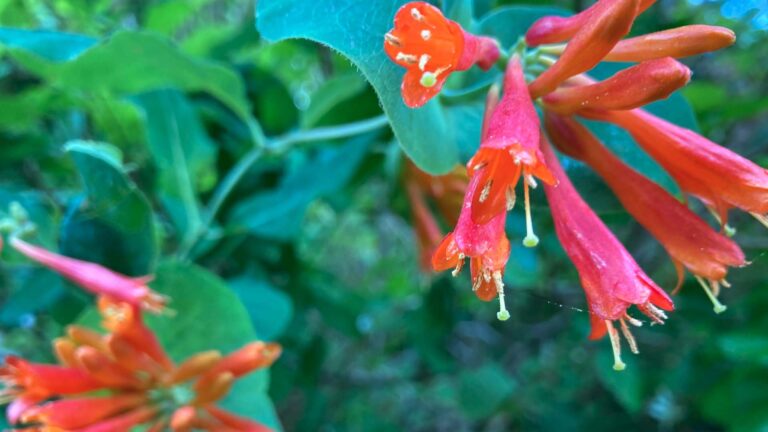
(2, 296, 281, 431)
(10, 237, 166, 313)
(431, 172, 511, 320)
(403, 161, 467, 271)
(526, 0, 656, 46)
(543, 57, 691, 114)
(586, 109, 768, 226)
(604, 25, 736, 62)
(467, 57, 554, 245)
(528, 0, 639, 99)
(541, 138, 674, 371)
(545, 113, 745, 312)
(384, 1, 499, 107)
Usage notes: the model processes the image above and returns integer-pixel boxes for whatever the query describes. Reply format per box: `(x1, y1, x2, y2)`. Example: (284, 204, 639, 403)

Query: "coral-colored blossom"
(545, 113, 745, 312)
(10, 237, 166, 313)
(604, 25, 736, 62)
(403, 161, 467, 271)
(540, 137, 674, 370)
(543, 57, 691, 114)
(526, 0, 656, 46)
(528, 0, 639, 98)
(2, 293, 281, 431)
(467, 58, 554, 242)
(384, 1, 499, 107)
(585, 109, 768, 225)
(432, 172, 511, 319)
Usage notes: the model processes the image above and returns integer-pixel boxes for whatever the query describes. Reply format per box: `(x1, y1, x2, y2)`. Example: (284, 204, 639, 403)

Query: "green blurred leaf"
(458, 362, 516, 419)
(136, 89, 215, 241)
(60, 140, 158, 275)
(256, 0, 460, 174)
(229, 276, 294, 340)
(302, 73, 367, 129)
(595, 350, 645, 414)
(0, 27, 95, 61)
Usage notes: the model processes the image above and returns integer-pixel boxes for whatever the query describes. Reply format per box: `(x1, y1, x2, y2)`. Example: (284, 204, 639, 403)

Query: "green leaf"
(229, 276, 294, 340)
(458, 362, 516, 419)
(4, 29, 253, 122)
(0, 267, 64, 326)
(443, 0, 474, 28)
(228, 135, 373, 239)
(77, 261, 281, 429)
(302, 73, 367, 129)
(476, 6, 569, 47)
(135, 89, 215, 241)
(595, 349, 645, 414)
(60, 141, 158, 275)
(256, 0, 460, 174)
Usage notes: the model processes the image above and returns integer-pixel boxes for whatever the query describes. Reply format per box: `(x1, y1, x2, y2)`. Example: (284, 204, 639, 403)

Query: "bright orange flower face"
(384, 2, 464, 108)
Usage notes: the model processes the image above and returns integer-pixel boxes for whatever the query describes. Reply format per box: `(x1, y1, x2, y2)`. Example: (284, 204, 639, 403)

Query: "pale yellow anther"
(451, 254, 465, 277)
(419, 54, 430, 71)
(396, 52, 418, 64)
(623, 312, 643, 327)
(606, 320, 626, 371)
(522, 176, 539, 248)
(385, 33, 402, 47)
(696, 276, 727, 314)
(505, 187, 516, 211)
(479, 181, 492, 203)
(493, 271, 510, 321)
(420, 29, 431, 41)
(410, 7, 424, 21)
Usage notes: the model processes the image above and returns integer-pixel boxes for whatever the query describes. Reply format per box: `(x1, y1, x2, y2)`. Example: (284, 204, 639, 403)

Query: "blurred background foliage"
(0, 0, 767, 431)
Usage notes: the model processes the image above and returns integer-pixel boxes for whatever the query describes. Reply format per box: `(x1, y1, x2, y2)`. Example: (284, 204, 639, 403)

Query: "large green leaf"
(60, 141, 158, 275)
(135, 89, 216, 242)
(229, 276, 294, 340)
(3, 29, 252, 122)
(256, 0, 459, 174)
(77, 261, 281, 429)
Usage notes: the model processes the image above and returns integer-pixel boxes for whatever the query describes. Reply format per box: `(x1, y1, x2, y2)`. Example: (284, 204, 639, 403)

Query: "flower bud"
(605, 25, 736, 62)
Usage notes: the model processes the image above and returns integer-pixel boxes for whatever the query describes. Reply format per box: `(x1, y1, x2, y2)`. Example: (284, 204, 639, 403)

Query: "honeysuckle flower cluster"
(386, 1, 767, 370)
(0, 237, 281, 431)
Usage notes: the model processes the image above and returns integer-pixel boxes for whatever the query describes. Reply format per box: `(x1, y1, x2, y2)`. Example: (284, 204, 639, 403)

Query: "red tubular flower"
(431, 172, 511, 320)
(195, 341, 282, 393)
(604, 25, 736, 62)
(20, 394, 147, 429)
(1, 356, 105, 399)
(74, 406, 159, 432)
(384, 1, 499, 107)
(10, 237, 166, 313)
(526, 0, 656, 46)
(540, 137, 674, 371)
(585, 109, 768, 226)
(545, 113, 745, 312)
(528, 0, 639, 99)
(403, 162, 467, 271)
(543, 57, 691, 114)
(467, 57, 554, 245)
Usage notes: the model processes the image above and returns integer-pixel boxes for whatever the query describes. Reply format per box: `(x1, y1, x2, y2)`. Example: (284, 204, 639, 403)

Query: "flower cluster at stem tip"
(0, 212, 282, 431)
(387, 0, 767, 371)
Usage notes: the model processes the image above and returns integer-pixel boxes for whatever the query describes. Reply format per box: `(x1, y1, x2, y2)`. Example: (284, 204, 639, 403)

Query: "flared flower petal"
(384, 1, 499, 107)
(468, 58, 554, 232)
(529, 0, 639, 98)
(10, 238, 166, 313)
(585, 109, 768, 224)
(73, 406, 158, 432)
(1, 356, 105, 399)
(543, 58, 691, 114)
(540, 137, 674, 370)
(546, 112, 745, 312)
(604, 25, 736, 62)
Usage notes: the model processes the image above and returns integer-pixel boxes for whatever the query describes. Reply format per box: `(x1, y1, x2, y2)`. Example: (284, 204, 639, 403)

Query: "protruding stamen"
(505, 187, 516, 211)
(472, 162, 487, 172)
(493, 271, 510, 321)
(451, 254, 465, 277)
(642, 302, 668, 323)
(605, 320, 626, 371)
(724, 224, 737, 237)
(410, 7, 424, 21)
(522, 176, 539, 248)
(721, 279, 732, 288)
(384, 33, 402, 47)
(525, 174, 538, 189)
(695, 276, 727, 314)
(396, 52, 417, 64)
(420, 30, 431, 41)
(751, 212, 768, 229)
(479, 181, 492, 203)
(483, 270, 492, 283)
(420, 72, 437, 87)
(418, 54, 430, 71)
(472, 275, 482, 292)
(623, 312, 643, 327)
(619, 318, 639, 354)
